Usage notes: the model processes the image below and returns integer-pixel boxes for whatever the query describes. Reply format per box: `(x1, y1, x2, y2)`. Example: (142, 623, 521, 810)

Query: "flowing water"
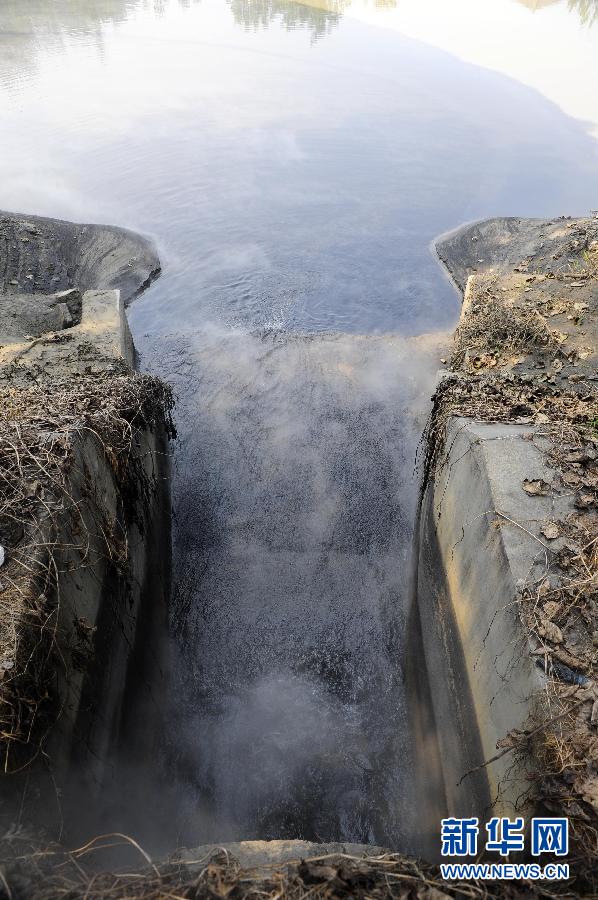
(1, 0, 597, 854)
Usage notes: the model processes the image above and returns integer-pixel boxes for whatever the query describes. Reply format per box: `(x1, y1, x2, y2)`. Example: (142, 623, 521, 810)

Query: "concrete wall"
(0, 289, 171, 840)
(417, 214, 596, 832)
(47, 424, 170, 799)
(415, 417, 574, 823)
(0, 210, 160, 303)
(0, 288, 135, 371)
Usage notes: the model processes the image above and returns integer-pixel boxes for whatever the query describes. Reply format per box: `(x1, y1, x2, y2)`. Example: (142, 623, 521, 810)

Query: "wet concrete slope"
(0, 209, 160, 303)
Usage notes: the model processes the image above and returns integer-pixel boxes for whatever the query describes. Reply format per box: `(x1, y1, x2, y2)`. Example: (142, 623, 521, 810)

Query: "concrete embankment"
(415, 216, 597, 876)
(0, 209, 160, 303)
(0, 213, 171, 840)
(1, 211, 595, 898)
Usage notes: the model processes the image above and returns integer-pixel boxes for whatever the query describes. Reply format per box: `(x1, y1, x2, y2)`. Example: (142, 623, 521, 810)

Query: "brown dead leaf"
(565, 450, 594, 463)
(575, 492, 597, 509)
(496, 729, 525, 750)
(543, 601, 560, 620)
(576, 774, 598, 812)
(523, 478, 551, 496)
(541, 522, 560, 540)
(562, 471, 582, 486)
(539, 619, 564, 644)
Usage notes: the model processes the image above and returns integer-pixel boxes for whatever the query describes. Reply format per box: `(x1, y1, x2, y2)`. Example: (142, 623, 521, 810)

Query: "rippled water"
(1, 0, 597, 852)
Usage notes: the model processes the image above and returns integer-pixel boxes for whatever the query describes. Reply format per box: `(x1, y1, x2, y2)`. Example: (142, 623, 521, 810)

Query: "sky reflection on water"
(1, 0, 598, 336)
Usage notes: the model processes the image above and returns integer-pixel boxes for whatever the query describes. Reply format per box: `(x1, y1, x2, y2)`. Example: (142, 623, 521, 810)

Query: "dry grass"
(0, 835, 582, 900)
(421, 333, 598, 893)
(452, 281, 557, 372)
(0, 366, 174, 775)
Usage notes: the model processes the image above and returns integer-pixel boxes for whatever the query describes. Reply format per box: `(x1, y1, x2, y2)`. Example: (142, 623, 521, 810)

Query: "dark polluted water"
(147, 327, 441, 850)
(1, 0, 598, 856)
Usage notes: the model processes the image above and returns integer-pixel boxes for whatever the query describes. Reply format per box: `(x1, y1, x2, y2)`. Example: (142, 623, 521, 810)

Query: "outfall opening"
(148, 325, 446, 853)
(2, 209, 597, 898)
(0, 210, 449, 863)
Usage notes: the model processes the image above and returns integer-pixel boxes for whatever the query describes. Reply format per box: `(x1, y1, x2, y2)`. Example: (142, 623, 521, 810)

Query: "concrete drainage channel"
(0, 211, 171, 840)
(0, 211, 596, 895)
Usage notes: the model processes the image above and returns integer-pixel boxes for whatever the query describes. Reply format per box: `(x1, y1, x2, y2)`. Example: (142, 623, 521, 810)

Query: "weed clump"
(0, 367, 174, 776)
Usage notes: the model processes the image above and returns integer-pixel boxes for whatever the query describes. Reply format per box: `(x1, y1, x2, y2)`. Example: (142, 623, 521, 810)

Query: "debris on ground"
(0, 837, 586, 900)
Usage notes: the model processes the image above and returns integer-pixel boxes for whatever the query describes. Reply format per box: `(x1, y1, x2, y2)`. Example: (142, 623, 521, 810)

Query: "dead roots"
(0, 367, 174, 775)
(0, 836, 581, 900)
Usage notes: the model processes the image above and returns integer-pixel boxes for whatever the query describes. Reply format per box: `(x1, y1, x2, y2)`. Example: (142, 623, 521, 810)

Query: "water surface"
(1, 0, 597, 852)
